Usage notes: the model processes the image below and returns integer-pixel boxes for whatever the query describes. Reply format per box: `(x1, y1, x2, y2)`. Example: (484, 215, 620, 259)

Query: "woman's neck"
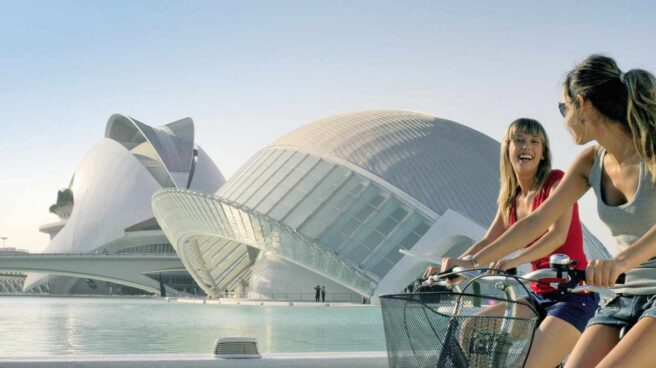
(597, 122, 639, 165)
(516, 172, 538, 197)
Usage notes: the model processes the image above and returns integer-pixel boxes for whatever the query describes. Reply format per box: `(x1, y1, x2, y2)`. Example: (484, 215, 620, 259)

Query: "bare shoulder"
(546, 147, 595, 196)
(569, 146, 597, 178)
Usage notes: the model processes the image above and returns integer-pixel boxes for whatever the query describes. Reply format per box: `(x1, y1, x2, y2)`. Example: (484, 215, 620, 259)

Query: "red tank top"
(508, 170, 587, 294)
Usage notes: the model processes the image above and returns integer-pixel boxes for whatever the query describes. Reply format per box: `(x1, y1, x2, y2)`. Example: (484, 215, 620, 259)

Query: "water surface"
(0, 296, 385, 357)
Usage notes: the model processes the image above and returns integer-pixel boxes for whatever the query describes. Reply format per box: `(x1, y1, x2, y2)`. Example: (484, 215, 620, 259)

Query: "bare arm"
(616, 226, 656, 269)
(473, 147, 595, 266)
(589, 224, 656, 287)
(494, 179, 574, 270)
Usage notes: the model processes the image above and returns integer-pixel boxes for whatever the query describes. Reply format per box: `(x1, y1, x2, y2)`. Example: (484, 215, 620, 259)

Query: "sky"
(0, 1, 654, 253)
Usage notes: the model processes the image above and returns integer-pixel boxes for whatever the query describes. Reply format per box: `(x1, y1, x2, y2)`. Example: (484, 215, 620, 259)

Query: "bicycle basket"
(380, 292, 539, 368)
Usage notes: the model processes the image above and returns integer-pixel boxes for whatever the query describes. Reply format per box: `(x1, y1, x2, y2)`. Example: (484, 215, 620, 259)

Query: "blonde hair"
(498, 118, 552, 224)
(564, 54, 656, 181)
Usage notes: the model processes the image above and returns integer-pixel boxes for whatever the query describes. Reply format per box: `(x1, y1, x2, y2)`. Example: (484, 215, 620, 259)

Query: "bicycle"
(379, 254, 624, 368)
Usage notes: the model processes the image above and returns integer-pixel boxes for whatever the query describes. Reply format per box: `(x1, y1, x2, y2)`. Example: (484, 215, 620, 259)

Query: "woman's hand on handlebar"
(488, 258, 516, 274)
(440, 257, 475, 273)
(422, 257, 472, 284)
(586, 259, 629, 288)
(422, 265, 441, 279)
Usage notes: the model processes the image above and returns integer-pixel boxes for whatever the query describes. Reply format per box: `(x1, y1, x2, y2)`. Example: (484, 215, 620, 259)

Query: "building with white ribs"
(152, 110, 609, 301)
(30, 114, 225, 295)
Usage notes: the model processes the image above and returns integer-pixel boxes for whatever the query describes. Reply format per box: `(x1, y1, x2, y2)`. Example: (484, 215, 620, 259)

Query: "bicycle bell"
(549, 254, 571, 271)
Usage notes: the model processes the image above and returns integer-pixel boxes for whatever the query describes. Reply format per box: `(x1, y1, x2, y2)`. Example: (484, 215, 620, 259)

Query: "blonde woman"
(426, 118, 594, 368)
(442, 55, 656, 368)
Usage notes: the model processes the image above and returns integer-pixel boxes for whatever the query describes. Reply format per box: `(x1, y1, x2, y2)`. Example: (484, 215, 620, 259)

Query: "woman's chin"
(513, 165, 538, 176)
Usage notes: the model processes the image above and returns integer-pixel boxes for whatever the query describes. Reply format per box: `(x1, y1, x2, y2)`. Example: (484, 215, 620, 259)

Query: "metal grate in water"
(213, 337, 261, 359)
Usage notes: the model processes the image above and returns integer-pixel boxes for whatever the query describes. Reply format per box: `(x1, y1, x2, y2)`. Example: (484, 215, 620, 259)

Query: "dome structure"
(152, 110, 609, 300)
(29, 115, 225, 294)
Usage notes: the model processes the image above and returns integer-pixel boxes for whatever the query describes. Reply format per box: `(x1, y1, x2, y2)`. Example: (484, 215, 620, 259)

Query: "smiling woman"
(498, 119, 552, 225)
(425, 118, 593, 368)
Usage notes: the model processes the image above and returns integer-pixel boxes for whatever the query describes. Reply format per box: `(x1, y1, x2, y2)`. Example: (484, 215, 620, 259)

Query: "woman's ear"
(576, 94, 588, 110)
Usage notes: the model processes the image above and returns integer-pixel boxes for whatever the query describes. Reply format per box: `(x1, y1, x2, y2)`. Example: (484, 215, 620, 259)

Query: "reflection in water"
(0, 296, 385, 357)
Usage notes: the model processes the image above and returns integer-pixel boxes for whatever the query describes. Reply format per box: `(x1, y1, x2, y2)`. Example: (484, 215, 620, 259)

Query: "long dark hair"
(564, 54, 656, 180)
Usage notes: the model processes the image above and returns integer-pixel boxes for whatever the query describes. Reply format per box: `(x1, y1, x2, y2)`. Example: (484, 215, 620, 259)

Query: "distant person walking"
(321, 286, 326, 302)
(314, 285, 320, 302)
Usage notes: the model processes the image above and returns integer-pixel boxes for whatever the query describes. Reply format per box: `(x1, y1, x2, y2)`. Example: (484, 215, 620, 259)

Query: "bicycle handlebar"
(422, 265, 625, 292)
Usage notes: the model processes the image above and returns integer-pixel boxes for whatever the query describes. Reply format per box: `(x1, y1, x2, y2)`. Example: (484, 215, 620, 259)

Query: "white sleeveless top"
(589, 147, 656, 295)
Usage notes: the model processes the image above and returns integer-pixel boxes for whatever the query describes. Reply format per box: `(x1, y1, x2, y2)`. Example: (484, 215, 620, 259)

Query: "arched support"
(153, 189, 378, 298)
(0, 255, 183, 296)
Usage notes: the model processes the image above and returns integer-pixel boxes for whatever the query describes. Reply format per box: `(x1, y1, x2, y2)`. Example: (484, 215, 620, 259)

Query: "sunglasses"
(558, 102, 567, 117)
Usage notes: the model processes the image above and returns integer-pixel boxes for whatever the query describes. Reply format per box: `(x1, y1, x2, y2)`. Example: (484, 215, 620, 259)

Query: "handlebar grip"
(571, 269, 586, 282)
(570, 269, 626, 285)
(440, 267, 461, 281)
(421, 268, 461, 287)
(506, 268, 517, 276)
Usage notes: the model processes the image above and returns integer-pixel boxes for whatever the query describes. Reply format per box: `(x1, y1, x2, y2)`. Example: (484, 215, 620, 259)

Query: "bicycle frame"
(432, 270, 536, 368)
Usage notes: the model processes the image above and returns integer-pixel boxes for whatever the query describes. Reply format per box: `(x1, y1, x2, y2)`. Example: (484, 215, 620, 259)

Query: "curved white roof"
(268, 110, 500, 226)
(106, 114, 196, 187)
(29, 115, 226, 292)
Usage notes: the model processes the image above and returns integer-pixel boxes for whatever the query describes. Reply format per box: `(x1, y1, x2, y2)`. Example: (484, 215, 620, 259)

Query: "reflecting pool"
(0, 296, 385, 357)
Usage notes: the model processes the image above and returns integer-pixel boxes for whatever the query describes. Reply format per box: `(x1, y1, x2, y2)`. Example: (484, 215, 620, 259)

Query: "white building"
(152, 110, 609, 301)
(30, 114, 225, 294)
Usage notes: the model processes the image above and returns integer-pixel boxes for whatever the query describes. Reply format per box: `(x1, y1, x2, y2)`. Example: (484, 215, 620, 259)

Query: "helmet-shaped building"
(152, 110, 608, 300)
(31, 115, 225, 294)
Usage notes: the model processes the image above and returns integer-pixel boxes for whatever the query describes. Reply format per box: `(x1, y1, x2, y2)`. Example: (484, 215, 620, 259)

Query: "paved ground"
(0, 352, 388, 368)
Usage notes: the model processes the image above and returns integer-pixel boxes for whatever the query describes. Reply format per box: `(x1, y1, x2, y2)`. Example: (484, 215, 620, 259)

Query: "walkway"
(0, 253, 185, 295)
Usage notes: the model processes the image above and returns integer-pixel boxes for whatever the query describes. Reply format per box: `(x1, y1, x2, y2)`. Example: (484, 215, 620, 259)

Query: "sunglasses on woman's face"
(558, 102, 567, 117)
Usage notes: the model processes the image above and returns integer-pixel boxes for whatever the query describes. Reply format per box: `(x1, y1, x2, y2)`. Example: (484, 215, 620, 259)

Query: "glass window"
(283, 166, 351, 230)
(299, 175, 362, 238)
(399, 232, 420, 249)
(349, 243, 373, 265)
(391, 207, 409, 221)
(413, 221, 430, 236)
(339, 219, 362, 237)
(376, 217, 399, 236)
(362, 231, 384, 249)
(322, 185, 378, 246)
(371, 257, 394, 278)
(268, 160, 331, 222)
(255, 152, 308, 213)
(335, 194, 355, 211)
(385, 243, 404, 263)
(220, 150, 267, 199)
(269, 201, 292, 221)
(238, 149, 294, 205)
(354, 204, 376, 222)
(301, 219, 330, 240)
(329, 232, 350, 251)
(229, 149, 285, 201)
(308, 160, 333, 179)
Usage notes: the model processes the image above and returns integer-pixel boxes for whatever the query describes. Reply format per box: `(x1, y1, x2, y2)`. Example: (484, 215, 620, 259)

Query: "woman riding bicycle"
(444, 55, 656, 368)
(426, 118, 597, 368)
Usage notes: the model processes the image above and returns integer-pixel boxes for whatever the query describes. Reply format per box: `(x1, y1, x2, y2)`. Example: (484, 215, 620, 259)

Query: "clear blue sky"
(1, 1, 654, 252)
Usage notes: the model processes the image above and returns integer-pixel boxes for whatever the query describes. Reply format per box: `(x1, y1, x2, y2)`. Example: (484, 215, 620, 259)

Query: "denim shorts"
(587, 294, 656, 329)
(530, 291, 600, 333)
